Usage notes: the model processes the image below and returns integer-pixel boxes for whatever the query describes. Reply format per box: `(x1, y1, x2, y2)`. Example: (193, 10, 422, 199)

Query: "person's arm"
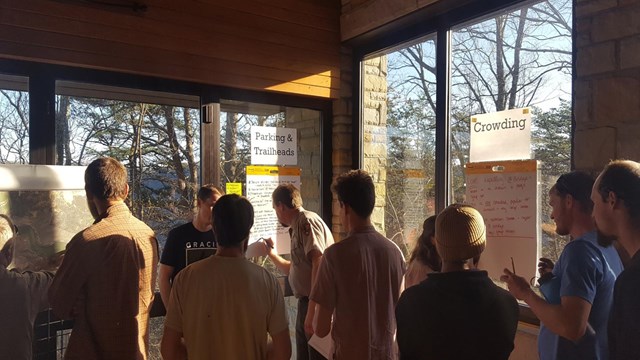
(159, 264, 174, 309)
(267, 328, 292, 360)
(314, 303, 333, 338)
(161, 326, 187, 360)
(264, 237, 291, 275)
(501, 269, 591, 341)
(26, 271, 55, 312)
(48, 238, 90, 319)
(304, 249, 322, 336)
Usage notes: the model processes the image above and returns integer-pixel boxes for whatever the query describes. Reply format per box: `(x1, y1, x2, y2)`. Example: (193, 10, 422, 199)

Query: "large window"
(362, 36, 437, 255)
(449, 0, 572, 261)
(0, 74, 29, 164)
(55, 81, 202, 243)
(219, 99, 323, 213)
(360, 0, 572, 263)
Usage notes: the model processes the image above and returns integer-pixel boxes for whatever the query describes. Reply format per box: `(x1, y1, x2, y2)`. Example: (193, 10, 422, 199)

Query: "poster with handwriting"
(246, 165, 300, 255)
(464, 160, 539, 282)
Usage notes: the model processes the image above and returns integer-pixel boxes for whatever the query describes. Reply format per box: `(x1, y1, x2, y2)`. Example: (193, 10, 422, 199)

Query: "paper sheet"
(308, 333, 333, 359)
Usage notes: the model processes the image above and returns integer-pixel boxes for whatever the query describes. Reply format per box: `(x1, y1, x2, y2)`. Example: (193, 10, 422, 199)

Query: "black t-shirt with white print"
(160, 222, 216, 282)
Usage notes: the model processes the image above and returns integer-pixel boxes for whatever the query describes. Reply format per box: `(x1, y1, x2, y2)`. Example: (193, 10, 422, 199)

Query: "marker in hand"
(259, 237, 274, 249)
(511, 257, 516, 275)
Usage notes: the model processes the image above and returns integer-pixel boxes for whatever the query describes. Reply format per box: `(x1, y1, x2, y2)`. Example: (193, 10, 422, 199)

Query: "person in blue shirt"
(502, 171, 623, 360)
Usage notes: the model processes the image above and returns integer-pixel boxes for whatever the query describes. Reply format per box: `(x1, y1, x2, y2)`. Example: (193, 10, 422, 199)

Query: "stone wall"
(574, 0, 640, 172)
(285, 107, 322, 213)
(330, 46, 355, 239)
(362, 56, 388, 233)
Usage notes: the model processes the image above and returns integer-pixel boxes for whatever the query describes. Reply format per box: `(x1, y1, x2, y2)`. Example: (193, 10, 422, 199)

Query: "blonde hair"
(0, 214, 15, 249)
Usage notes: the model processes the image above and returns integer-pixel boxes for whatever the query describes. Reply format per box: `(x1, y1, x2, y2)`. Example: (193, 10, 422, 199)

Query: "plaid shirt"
(49, 203, 159, 360)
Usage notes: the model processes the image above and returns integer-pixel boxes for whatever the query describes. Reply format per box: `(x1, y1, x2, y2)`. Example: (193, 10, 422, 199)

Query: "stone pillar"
(284, 107, 322, 213)
(331, 46, 355, 239)
(362, 55, 388, 233)
(574, 0, 640, 172)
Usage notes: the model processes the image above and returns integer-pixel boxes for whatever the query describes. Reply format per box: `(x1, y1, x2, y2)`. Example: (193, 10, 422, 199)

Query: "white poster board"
(245, 165, 300, 255)
(469, 107, 532, 162)
(250, 126, 297, 165)
(464, 160, 539, 282)
(0, 165, 93, 271)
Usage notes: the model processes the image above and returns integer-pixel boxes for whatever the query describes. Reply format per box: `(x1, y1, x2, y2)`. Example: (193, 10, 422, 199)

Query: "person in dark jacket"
(396, 204, 519, 360)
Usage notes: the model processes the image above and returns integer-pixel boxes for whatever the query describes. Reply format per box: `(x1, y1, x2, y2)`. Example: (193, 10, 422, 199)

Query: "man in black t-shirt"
(159, 184, 223, 308)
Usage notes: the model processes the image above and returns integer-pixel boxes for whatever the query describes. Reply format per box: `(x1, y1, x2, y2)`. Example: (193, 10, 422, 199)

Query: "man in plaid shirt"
(49, 157, 159, 360)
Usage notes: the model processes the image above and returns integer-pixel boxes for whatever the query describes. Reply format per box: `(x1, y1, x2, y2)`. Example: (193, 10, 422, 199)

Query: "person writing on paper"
(502, 171, 622, 360)
(311, 170, 405, 360)
(159, 184, 223, 308)
(162, 194, 290, 360)
(0, 214, 58, 360)
(263, 184, 333, 360)
(404, 215, 441, 288)
(590, 160, 640, 359)
(396, 204, 519, 360)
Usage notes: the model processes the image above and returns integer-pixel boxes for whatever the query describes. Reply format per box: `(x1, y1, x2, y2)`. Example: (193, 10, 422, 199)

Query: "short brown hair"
(84, 157, 128, 201)
(272, 184, 303, 209)
(598, 160, 640, 220)
(198, 184, 224, 201)
(213, 194, 254, 247)
(552, 171, 594, 214)
(332, 170, 375, 218)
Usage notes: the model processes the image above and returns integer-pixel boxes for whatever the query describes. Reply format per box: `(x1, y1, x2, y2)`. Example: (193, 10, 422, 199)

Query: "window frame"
(350, 0, 556, 213)
(0, 58, 334, 223)
(351, 0, 573, 325)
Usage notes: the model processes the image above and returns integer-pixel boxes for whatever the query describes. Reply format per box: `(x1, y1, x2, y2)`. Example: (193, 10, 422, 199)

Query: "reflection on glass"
(54, 90, 201, 246)
(0, 74, 29, 164)
(450, 0, 572, 262)
(219, 99, 322, 214)
(362, 35, 437, 256)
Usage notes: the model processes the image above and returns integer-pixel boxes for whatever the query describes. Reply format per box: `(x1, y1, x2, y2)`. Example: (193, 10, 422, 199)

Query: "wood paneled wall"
(340, 0, 439, 41)
(0, 0, 341, 98)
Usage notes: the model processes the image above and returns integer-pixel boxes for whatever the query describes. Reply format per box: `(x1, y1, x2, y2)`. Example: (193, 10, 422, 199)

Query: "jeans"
(296, 297, 326, 360)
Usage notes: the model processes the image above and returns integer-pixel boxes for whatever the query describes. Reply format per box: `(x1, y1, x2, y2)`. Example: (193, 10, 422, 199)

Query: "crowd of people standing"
(1, 156, 640, 360)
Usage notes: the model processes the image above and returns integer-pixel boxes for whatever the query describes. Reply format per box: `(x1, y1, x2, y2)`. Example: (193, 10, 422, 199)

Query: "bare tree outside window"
(364, 0, 572, 262)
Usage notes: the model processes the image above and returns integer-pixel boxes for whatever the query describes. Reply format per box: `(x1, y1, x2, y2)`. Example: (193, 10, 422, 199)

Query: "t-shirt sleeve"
(267, 273, 289, 336)
(160, 227, 180, 266)
(309, 250, 337, 311)
(301, 217, 328, 257)
(559, 241, 601, 303)
(164, 271, 185, 333)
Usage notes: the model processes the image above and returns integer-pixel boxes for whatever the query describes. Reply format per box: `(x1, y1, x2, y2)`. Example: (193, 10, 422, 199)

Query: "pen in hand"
(259, 237, 274, 249)
(511, 257, 516, 275)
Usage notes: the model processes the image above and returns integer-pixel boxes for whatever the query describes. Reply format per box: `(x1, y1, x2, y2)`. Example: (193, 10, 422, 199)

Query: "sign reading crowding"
(469, 108, 532, 163)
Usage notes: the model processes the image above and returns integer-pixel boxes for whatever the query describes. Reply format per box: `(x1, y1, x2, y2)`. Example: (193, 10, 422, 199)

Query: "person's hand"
(538, 257, 554, 284)
(262, 237, 275, 255)
(304, 308, 315, 338)
(500, 268, 534, 301)
(538, 257, 554, 276)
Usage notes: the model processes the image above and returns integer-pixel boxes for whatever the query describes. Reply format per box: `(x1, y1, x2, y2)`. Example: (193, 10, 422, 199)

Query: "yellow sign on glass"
(225, 182, 243, 196)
